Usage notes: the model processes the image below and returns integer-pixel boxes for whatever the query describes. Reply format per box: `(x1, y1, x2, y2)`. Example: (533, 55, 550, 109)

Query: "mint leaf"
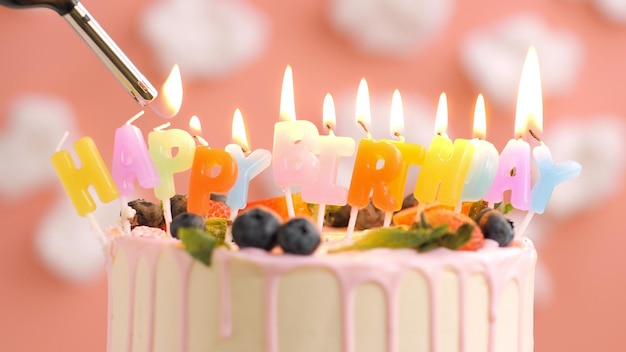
(179, 227, 217, 266)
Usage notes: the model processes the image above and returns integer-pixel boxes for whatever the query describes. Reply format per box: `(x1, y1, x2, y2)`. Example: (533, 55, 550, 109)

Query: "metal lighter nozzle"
(63, 3, 157, 106)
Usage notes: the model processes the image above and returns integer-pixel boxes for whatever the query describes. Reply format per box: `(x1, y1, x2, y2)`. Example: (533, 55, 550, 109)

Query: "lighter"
(0, 0, 158, 106)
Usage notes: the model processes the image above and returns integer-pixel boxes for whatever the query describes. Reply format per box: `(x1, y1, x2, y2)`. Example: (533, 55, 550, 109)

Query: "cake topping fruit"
(392, 204, 484, 251)
(170, 212, 206, 239)
(127, 199, 165, 229)
(204, 199, 231, 219)
(232, 207, 281, 250)
(324, 201, 385, 229)
(474, 208, 515, 247)
(243, 193, 312, 221)
(330, 211, 475, 253)
(277, 218, 321, 255)
(169, 194, 188, 219)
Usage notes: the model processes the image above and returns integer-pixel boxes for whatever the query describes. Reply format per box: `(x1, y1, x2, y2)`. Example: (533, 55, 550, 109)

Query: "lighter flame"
(280, 65, 296, 121)
(355, 78, 371, 133)
(389, 89, 404, 139)
(232, 108, 250, 152)
(434, 92, 448, 136)
(323, 93, 336, 136)
(151, 64, 183, 118)
(515, 47, 543, 138)
(473, 94, 487, 139)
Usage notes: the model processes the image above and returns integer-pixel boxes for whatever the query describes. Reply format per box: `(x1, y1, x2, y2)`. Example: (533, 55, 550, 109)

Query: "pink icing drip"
(170, 249, 195, 352)
(105, 256, 113, 352)
(109, 235, 535, 352)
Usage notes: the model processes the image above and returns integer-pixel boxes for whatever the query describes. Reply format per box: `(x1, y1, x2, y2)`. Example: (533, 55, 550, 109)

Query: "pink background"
(1, 0, 626, 350)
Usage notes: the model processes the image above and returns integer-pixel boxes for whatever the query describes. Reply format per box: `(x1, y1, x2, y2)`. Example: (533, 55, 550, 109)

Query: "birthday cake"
(104, 198, 536, 352)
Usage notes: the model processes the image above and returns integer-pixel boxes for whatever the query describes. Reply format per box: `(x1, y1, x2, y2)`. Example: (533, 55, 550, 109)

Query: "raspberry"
(204, 200, 231, 219)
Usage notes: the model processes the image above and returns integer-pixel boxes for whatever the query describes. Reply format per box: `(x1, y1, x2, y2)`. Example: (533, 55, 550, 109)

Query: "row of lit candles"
(51, 47, 581, 242)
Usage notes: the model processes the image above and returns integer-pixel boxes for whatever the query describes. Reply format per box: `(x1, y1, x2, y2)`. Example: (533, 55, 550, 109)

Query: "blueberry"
(231, 208, 280, 250)
(474, 208, 514, 247)
(277, 218, 321, 255)
(170, 212, 205, 239)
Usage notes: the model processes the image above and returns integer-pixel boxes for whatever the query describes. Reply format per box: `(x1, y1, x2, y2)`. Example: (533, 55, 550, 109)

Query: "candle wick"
(55, 131, 70, 151)
(528, 129, 542, 142)
(357, 120, 372, 138)
(193, 135, 210, 147)
(154, 122, 171, 131)
(126, 110, 145, 125)
(393, 131, 405, 142)
(325, 124, 334, 134)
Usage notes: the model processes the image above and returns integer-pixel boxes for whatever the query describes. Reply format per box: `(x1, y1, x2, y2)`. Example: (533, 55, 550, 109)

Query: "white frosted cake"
(106, 224, 536, 352)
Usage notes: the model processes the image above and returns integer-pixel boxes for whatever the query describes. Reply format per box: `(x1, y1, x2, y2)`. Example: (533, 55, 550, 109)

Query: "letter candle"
(148, 122, 196, 234)
(187, 116, 238, 217)
(111, 111, 161, 234)
(382, 89, 426, 226)
(272, 66, 320, 218)
(346, 79, 403, 238)
(413, 93, 475, 215)
(483, 48, 540, 210)
(225, 109, 272, 221)
(460, 94, 500, 203)
(51, 132, 119, 248)
(300, 93, 356, 231)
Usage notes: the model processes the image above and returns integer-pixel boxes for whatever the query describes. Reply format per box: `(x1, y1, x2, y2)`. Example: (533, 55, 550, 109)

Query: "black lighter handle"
(0, 0, 77, 16)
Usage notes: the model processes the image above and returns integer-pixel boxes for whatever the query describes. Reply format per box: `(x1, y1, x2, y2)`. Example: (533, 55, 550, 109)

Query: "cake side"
(106, 234, 536, 352)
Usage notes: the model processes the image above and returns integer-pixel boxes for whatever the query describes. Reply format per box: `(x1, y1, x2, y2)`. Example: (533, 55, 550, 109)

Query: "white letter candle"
(300, 93, 356, 230)
(272, 66, 320, 218)
(148, 124, 195, 231)
(226, 109, 272, 219)
(413, 93, 475, 207)
(111, 111, 161, 233)
(460, 94, 500, 202)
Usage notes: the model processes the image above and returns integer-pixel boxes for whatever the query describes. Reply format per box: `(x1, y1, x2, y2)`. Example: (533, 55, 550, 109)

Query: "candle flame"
(434, 92, 448, 136)
(355, 78, 371, 133)
(515, 46, 543, 138)
(323, 93, 336, 136)
(151, 64, 183, 118)
(280, 65, 296, 121)
(232, 108, 250, 152)
(189, 115, 202, 134)
(473, 94, 487, 139)
(389, 89, 404, 139)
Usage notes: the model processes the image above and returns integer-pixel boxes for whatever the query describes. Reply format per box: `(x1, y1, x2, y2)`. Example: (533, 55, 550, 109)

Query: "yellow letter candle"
(414, 93, 475, 207)
(51, 136, 119, 217)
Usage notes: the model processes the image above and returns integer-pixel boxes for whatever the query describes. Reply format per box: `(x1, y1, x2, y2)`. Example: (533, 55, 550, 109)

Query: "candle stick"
(460, 94, 499, 203)
(225, 109, 272, 222)
(272, 65, 320, 218)
(111, 111, 160, 234)
(382, 89, 426, 226)
(300, 93, 356, 231)
(148, 123, 195, 235)
(413, 93, 475, 213)
(187, 116, 238, 217)
(346, 79, 403, 238)
(51, 132, 118, 249)
(484, 48, 541, 211)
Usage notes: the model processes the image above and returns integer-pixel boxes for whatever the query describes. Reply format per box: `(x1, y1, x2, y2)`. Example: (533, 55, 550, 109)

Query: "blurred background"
(1, 0, 626, 350)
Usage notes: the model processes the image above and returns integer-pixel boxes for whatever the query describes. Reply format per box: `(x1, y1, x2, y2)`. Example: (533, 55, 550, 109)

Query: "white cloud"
(0, 95, 77, 198)
(328, 0, 454, 57)
(140, 0, 270, 80)
(541, 116, 625, 218)
(460, 14, 583, 106)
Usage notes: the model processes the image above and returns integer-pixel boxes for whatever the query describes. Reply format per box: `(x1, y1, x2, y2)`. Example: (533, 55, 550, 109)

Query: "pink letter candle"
(272, 66, 320, 217)
(225, 109, 272, 215)
(414, 93, 475, 207)
(461, 94, 500, 202)
(111, 111, 160, 196)
(51, 136, 120, 217)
